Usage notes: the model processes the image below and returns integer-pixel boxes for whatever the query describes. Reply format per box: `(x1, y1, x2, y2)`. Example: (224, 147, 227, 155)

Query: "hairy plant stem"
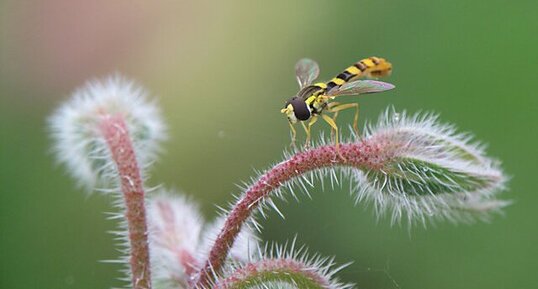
(194, 142, 381, 288)
(100, 115, 152, 289)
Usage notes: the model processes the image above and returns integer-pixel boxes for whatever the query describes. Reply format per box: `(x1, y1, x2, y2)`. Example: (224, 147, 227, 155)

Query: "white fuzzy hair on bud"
(147, 190, 203, 288)
(354, 108, 509, 225)
(48, 74, 166, 190)
(199, 216, 260, 264)
(211, 239, 353, 289)
(147, 191, 260, 288)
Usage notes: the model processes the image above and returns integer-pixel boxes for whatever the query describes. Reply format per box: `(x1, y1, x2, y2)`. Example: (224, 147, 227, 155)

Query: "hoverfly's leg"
(288, 122, 297, 149)
(301, 115, 318, 148)
(326, 102, 341, 141)
(321, 114, 346, 161)
(327, 103, 360, 136)
(307, 115, 319, 146)
(300, 122, 310, 149)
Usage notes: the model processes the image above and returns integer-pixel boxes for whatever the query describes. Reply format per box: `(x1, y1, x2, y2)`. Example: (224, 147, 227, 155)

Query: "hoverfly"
(281, 57, 395, 157)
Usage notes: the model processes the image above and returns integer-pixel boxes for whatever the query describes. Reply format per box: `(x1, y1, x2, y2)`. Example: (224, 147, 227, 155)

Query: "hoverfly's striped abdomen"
(326, 56, 392, 91)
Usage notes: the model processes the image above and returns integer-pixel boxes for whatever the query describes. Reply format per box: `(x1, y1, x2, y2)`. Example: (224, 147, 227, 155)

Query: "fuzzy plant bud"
(147, 191, 260, 288)
(354, 109, 509, 224)
(49, 75, 166, 190)
(147, 190, 204, 288)
(212, 241, 352, 289)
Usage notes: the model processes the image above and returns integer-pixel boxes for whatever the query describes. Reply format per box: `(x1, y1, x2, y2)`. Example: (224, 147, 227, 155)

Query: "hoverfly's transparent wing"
(295, 58, 320, 89)
(327, 80, 395, 97)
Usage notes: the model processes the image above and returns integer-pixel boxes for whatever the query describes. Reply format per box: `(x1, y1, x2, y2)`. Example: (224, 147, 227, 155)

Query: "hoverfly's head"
(280, 97, 311, 124)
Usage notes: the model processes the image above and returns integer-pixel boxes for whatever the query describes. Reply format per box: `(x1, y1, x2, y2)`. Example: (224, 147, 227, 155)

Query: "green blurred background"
(1, 1, 537, 288)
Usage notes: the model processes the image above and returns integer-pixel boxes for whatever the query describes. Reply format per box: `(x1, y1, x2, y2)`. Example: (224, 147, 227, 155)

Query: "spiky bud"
(147, 190, 204, 288)
(48, 75, 166, 190)
(354, 109, 509, 224)
(212, 240, 352, 289)
(147, 191, 260, 288)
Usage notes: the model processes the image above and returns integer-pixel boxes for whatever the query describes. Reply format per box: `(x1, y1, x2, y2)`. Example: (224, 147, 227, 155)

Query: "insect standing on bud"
(281, 57, 395, 158)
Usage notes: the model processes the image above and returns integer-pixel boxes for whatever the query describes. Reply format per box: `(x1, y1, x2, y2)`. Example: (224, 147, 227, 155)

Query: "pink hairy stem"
(194, 141, 387, 288)
(100, 115, 152, 289)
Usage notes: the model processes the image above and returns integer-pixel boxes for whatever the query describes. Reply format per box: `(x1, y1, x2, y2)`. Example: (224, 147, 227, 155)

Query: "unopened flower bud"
(49, 75, 165, 190)
(354, 109, 509, 224)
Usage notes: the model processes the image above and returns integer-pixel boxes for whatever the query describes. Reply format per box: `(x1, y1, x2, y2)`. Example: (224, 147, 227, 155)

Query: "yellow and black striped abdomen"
(325, 56, 392, 91)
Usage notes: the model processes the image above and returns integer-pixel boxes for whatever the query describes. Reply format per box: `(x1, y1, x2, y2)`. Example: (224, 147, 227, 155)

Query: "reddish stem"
(194, 141, 385, 288)
(100, 115, 152, 289)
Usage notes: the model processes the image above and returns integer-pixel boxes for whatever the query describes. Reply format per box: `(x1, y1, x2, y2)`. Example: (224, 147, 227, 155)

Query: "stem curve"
(194, 142, 381, 288)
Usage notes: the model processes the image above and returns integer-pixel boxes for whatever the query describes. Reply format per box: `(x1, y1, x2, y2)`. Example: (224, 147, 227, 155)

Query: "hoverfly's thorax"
(311, 95, 329, 115)
(297, 83, 328, 116)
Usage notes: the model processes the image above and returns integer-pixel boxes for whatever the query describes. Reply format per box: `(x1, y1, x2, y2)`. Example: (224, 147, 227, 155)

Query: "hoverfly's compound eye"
(288, 97, 311, 121)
